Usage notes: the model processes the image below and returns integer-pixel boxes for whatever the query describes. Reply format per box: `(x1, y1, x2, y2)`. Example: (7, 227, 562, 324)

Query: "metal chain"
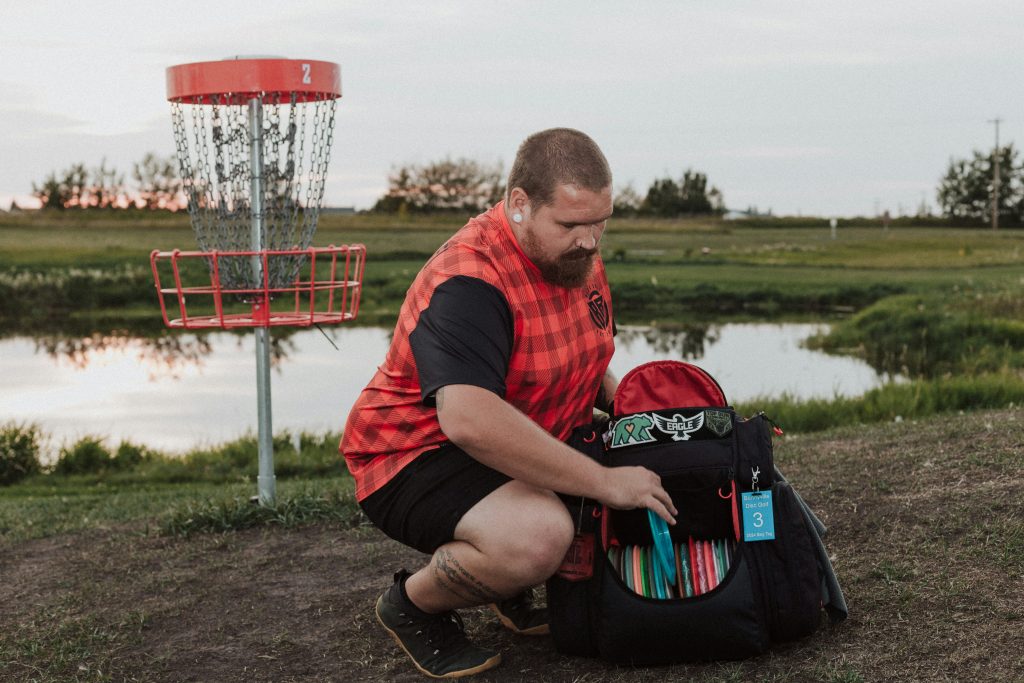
(170, 89, 338, 291)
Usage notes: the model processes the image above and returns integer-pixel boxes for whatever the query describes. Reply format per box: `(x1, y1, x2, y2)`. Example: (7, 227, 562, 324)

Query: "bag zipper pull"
(758, 411, 784, 436)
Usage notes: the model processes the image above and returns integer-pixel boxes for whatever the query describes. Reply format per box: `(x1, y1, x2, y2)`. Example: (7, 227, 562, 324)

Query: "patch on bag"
(652, 411, 705, 441)
(704, 409, 733, 437)
(609, 414, 657, 448)
(556, 533, 595, 581)
(609, 408, 734, 448)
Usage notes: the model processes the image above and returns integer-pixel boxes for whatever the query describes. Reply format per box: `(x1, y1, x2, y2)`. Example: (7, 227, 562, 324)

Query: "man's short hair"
(507, 128, 611, 208)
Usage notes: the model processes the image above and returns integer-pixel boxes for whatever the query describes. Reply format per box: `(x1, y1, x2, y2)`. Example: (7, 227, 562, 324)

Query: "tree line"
(21, 145, 1024, 225)
(29, 153, 182, 210)
(371, 148, 1023, 225)
(371, 157, 726, 217)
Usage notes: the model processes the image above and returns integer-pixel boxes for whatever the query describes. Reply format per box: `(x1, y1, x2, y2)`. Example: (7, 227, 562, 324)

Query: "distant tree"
(641, 177, 682, 217)
(613, 183, 643, 217)
(87, 158, 126, 209)
(31, 163, 90, 209)
(133, 152, 183, 210)
(679, 170, 713, 213)
(937, 145, 1023, 225)
(639, 170, 723, 217)
(62, 163, 89, 208)
(32, 170, 69, 210)
(373, 158, 505, 214)
(708, 186, 725, 213)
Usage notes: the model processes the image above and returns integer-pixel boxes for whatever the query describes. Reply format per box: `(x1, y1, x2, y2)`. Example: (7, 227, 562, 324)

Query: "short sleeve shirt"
(341, 202, 615, 501)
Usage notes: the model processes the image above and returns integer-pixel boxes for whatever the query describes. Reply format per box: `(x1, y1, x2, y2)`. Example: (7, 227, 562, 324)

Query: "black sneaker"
(375, 570, 502, 679)
(489, 589, 549, 636)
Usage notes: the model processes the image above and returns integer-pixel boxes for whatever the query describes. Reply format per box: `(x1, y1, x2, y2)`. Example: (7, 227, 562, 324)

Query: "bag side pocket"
(742, 481, 823, 642)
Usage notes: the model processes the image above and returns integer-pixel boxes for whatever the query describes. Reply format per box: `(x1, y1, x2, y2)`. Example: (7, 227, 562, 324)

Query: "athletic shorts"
(358, 443, 512, 555)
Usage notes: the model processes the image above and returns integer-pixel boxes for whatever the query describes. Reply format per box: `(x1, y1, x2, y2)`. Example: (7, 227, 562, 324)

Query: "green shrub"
(0, 422, 43, 485)
(53, 436, 113, 475)
(114, 441, 154, 469)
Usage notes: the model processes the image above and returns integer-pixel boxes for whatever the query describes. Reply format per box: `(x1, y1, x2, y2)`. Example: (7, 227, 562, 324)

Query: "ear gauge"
(512, 212, 523, 223)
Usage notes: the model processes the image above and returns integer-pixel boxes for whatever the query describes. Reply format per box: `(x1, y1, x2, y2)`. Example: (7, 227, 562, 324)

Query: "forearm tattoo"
(435, 387, 445, 410)
(432, 548, 502, 604)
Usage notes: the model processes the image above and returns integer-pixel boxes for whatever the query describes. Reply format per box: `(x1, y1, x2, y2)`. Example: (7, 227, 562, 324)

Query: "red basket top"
(167, 58, 341, 104)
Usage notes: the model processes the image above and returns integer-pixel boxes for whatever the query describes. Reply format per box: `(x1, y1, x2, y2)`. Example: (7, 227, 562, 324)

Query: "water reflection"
(29, 329, 303, 378)
(616, 324, 720, 360)
(0, 323, 898, 455)
(34, 333, 214, 376)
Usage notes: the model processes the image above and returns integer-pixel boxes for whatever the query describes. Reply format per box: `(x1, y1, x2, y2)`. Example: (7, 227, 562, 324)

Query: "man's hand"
(435, 383, 676, 525)
(599, 465, 677, 525)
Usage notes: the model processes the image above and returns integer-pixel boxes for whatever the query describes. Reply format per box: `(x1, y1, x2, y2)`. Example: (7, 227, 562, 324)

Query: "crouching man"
(341, 128, 675, 678)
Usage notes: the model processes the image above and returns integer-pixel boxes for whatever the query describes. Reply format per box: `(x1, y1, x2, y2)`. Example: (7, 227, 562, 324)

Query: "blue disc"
(647, 508, 676, 585)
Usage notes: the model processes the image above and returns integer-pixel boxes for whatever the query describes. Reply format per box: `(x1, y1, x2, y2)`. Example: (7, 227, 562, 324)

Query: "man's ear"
(508, 187, 530, 214)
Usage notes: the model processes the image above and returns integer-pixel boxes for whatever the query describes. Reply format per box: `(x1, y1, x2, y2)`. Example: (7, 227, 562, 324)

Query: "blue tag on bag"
(741, 491, 775, 542)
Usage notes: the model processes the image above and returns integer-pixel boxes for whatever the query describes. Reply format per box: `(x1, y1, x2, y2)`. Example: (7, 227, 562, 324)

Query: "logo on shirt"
(587, 290, 609, 329)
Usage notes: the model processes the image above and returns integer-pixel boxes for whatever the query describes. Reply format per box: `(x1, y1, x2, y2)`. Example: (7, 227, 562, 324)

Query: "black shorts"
(359, 444, 512, 555)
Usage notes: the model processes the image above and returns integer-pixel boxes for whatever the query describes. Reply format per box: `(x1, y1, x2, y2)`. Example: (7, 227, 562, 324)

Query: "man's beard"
(522, 229, 598, 288)
(536, 248, 597, 288)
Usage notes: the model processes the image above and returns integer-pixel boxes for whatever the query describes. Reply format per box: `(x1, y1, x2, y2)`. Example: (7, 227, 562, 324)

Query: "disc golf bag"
(547, 360, 847, 665)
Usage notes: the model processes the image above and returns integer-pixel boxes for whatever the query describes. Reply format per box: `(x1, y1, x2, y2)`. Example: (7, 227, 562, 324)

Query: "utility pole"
(988, 117, 1002, 230)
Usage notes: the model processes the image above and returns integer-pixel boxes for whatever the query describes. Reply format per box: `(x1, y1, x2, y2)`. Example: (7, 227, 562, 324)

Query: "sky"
(2, 1, 1022, 217)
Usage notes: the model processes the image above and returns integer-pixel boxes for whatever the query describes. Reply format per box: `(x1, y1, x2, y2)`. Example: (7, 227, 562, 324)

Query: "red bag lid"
(614, 360, 727, 414)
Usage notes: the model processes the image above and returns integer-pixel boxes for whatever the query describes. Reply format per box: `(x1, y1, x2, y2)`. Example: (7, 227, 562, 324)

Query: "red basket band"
(167, 58, 341, 104)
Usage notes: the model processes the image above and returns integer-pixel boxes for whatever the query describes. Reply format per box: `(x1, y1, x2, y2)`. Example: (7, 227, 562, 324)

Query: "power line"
(988, 117, 1002, 230)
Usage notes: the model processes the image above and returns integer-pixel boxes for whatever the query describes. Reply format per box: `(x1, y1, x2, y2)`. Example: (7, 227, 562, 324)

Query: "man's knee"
(457, 484, 574, 583)
(502, 497, 574, 580)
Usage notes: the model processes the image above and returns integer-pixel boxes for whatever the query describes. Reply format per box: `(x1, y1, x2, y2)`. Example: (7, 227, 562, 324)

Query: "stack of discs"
(607, 537, 735, 599)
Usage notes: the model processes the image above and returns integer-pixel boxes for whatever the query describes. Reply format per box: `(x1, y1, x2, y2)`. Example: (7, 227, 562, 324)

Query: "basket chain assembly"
(170, 92, 337, 292)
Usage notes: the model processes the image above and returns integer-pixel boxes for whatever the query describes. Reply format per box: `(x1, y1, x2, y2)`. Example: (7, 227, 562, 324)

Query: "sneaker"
(375, 570, 502, 679)
(489, 589, 550, 636)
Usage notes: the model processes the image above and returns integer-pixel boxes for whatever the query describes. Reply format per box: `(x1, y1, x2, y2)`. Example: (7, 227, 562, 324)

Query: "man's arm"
(436, 383, 677, 524)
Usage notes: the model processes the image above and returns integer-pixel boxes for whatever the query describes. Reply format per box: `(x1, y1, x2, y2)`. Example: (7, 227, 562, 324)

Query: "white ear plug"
(512, 212, 523, 223)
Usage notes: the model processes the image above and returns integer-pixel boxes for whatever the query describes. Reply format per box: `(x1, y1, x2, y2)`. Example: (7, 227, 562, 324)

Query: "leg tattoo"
(432, 548, 503, 604)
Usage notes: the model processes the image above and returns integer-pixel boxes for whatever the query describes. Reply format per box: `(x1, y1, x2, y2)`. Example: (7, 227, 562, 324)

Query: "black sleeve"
(409, 275, 514, 406)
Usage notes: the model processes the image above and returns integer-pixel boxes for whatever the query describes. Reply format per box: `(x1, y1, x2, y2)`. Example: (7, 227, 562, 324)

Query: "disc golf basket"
(151, 57, 365, 505)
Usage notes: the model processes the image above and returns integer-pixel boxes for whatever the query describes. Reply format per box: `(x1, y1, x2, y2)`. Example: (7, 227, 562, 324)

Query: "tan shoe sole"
(376, 597, 502, 679)
(488, 603, 551, 636)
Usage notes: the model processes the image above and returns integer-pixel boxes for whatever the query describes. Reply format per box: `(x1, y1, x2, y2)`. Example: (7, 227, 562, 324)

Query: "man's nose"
(577, 225, 601, 250)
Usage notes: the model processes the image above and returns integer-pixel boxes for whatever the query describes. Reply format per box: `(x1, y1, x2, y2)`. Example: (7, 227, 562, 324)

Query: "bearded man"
(341, 128, 675, 679)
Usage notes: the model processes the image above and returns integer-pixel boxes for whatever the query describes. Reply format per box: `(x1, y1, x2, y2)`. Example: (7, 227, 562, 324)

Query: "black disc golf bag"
(547, 360, 847, 665)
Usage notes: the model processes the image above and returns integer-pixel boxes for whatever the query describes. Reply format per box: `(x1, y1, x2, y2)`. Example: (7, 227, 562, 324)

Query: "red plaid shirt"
(341, 202, 615, 501)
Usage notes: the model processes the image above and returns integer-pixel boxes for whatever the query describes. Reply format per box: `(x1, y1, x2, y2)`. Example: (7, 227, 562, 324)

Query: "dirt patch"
(1, 410, 1023, 682)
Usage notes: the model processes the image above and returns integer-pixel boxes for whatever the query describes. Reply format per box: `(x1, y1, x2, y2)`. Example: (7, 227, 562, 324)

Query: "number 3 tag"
(741, 491, 776, 542)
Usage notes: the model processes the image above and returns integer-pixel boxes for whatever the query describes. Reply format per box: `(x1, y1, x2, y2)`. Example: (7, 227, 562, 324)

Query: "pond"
(0, 323, 899, 456)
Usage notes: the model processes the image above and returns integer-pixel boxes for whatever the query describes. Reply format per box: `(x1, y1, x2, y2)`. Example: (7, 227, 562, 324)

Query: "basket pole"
(249, 96, 276, 506)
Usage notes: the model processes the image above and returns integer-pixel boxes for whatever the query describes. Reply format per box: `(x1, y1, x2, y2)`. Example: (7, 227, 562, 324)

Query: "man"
(341, 128, 676, 679)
